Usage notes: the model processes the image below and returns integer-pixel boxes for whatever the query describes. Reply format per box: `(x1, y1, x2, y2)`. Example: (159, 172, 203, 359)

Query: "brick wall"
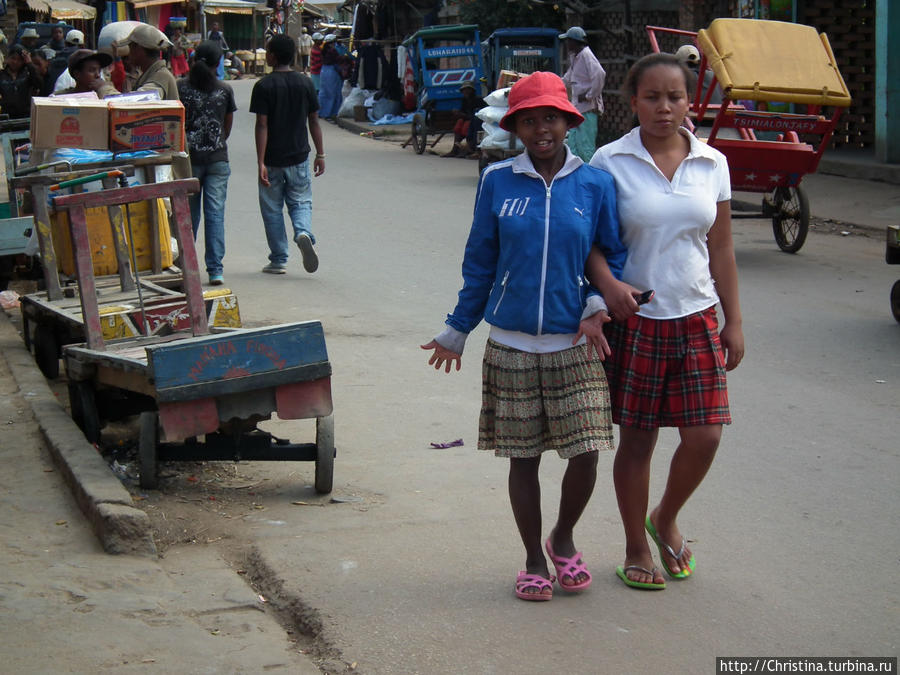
(801, 0, 875, 148)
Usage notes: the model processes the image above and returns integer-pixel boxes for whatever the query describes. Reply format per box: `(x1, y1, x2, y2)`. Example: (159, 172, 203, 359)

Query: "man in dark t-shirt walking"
(249, 34, 325, 274)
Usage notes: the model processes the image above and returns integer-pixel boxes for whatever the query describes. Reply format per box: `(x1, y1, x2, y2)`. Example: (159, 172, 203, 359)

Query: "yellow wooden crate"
(50, 198, 174, 277)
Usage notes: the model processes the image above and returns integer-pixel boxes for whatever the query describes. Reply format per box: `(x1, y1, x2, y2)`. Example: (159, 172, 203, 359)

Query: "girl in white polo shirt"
(588, 52, 744, 590)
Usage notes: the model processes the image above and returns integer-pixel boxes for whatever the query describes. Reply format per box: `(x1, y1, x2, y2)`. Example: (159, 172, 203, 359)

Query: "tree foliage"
(455, 0, 565, 36)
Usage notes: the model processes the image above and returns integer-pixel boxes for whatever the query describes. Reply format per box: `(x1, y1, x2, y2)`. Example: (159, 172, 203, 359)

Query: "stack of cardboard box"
(31, 93, 185, 153)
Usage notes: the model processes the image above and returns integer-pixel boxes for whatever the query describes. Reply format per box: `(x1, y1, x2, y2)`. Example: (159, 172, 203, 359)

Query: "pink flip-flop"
(515, 571, 554, 601)
(545, 538, 592, 591)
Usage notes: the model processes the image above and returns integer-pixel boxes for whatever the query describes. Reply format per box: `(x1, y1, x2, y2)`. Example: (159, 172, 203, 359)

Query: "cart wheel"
(68, 381, 101, 445)
(315, 414, 335, 494)
(411, 114, 427, 155)
(139, 411, 160, 490)
(33, 324, 59, 379)
(770, 186, 810, 254)
(891, 280, 900, 323)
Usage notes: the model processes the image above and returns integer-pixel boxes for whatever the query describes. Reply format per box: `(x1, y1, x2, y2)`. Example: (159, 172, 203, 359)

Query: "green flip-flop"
(616, 565, 666, 590)
(645, 515, 696, 579)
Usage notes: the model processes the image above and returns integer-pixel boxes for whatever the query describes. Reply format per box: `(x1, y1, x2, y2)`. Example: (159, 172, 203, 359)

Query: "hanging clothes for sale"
(354, 42, 388, 90)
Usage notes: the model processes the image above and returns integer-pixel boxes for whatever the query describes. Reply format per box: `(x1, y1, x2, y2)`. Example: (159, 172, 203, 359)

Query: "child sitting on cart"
(443, 81, 485, 158)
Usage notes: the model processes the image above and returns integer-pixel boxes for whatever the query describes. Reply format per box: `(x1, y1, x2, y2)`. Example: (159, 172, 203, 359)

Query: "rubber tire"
(68, 381, 101, 445)
(411, 114, 427, 155)
(315, 414, 335, 494)
(891, 280, 900, 323)
(33, 323, 59, 379)
(139, 411, 159, 490)
(771, 186, 810, 254)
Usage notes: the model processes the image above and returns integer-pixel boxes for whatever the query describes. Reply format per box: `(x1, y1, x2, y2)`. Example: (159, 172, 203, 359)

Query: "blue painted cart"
(56, 178, 335, 491)
(401, 24, 485, 154)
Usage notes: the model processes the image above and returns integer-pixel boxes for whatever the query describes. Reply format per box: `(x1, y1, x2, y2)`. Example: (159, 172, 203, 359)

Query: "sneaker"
(209, 274, 224, 286)
(261, 263, 287, 275)
(294, 233, 319, 273)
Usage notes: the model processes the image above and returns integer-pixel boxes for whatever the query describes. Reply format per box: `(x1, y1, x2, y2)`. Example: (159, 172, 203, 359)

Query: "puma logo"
(574, 207, 585, 216)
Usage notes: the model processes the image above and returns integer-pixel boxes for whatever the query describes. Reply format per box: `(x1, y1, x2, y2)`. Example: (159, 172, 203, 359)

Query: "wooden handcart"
(56, 178, 335, 492)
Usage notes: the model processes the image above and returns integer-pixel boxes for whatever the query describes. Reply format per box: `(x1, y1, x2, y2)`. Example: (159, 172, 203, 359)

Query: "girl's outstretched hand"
(421, 340, 461, 373)
(574, 311, 611, 360)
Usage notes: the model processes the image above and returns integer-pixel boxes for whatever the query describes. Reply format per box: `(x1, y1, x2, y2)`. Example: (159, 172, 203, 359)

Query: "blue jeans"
(189, 160, 230, 276)
(258, 159, 314, 266)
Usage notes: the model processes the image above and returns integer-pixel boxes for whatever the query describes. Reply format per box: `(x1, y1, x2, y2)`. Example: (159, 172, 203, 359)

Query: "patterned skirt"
(478, 339, 614, 459)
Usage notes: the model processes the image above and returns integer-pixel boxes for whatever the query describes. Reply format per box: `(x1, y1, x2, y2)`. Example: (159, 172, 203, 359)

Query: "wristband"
(316, 154, 326, 159)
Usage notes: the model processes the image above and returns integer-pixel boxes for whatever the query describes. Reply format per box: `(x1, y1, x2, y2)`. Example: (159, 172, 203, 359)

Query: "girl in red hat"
(423, 71, 636, 601)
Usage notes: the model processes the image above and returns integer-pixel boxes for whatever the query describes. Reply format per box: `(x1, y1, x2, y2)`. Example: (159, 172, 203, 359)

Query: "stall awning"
(203, 0, 270, 15)
(127, 0, 181, 8)
(26, 0, 97, 19)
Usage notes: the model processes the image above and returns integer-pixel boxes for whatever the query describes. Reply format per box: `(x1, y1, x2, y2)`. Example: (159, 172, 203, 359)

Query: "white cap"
(675, 44, 700, 65)
(126, 23, 172, 50)
(312, 32, 324, 41)
(324, 34, 336, 42)
(22, 28, 41, 39)
(65, 29, 85, 45)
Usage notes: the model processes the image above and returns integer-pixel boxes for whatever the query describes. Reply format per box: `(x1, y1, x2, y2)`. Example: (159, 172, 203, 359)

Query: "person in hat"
(587, 52, 742, 589)
(177, 40, 237, 286)
(309, 32, 324, 91)
(559, 26, 606, 162)
(56, 49, 119, 98)
(0, 44, 42, 118)
(674, 43, 721, 105)
(127, 24, 179, 100)
(250, 34, 324, 275)
(18, 28, 40, 51)
(442, 81, 485, 158)
(317, 33, 341, 119)
(297, 27, 313, 72)
(422, 71, 629, 602)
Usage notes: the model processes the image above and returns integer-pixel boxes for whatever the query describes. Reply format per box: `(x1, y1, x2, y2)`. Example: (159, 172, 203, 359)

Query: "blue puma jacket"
(438, 148, 627, 354)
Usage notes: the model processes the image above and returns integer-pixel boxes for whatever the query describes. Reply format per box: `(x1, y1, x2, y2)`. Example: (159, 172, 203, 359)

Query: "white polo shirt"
(590, 127, 731, 319)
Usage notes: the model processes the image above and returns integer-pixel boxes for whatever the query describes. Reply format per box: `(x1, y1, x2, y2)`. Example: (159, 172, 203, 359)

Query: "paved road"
(199, 79, 900, 673)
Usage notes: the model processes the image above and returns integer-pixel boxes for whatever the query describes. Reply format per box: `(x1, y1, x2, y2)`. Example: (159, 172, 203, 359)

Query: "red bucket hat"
(499, 71, 585, 132)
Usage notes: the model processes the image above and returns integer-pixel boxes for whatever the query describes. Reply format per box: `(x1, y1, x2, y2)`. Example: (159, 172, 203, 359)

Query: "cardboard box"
(108, 100, 185, 153)
(30, 96, 110, 150)
(496, 69, 527, 90)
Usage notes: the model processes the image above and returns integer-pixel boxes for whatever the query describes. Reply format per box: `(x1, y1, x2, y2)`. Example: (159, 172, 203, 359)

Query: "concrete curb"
(0, 309, 157, 557)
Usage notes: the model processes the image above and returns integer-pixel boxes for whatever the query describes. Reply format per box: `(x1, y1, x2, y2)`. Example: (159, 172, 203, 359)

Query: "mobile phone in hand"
(636, 290, 655, 305)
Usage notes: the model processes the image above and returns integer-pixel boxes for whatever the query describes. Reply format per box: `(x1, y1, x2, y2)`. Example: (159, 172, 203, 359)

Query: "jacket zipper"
(493, 270, 510, 315)
(536, 185, 552, 334)
(577, 274, 585, 308)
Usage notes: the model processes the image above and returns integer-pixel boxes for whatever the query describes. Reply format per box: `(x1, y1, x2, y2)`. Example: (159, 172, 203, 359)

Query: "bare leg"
(649, 424, 722, 575)
(613, 426, 664, 585)
(509, 456, 550, 595)
(549, 451, 598, 585)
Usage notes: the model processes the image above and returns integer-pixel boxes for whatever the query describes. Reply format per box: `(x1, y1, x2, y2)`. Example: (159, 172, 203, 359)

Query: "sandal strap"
(516, 572, 554, 592)
(622, 565, 659, 578)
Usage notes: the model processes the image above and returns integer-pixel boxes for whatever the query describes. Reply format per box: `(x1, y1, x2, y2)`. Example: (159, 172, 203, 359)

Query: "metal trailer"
(54, 177, 335, 492)
(482, 27, 561, 90)
(401, 24, 485, 155)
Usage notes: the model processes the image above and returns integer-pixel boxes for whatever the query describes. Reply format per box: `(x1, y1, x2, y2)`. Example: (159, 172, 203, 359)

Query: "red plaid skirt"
(603, 307, 731, 430)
